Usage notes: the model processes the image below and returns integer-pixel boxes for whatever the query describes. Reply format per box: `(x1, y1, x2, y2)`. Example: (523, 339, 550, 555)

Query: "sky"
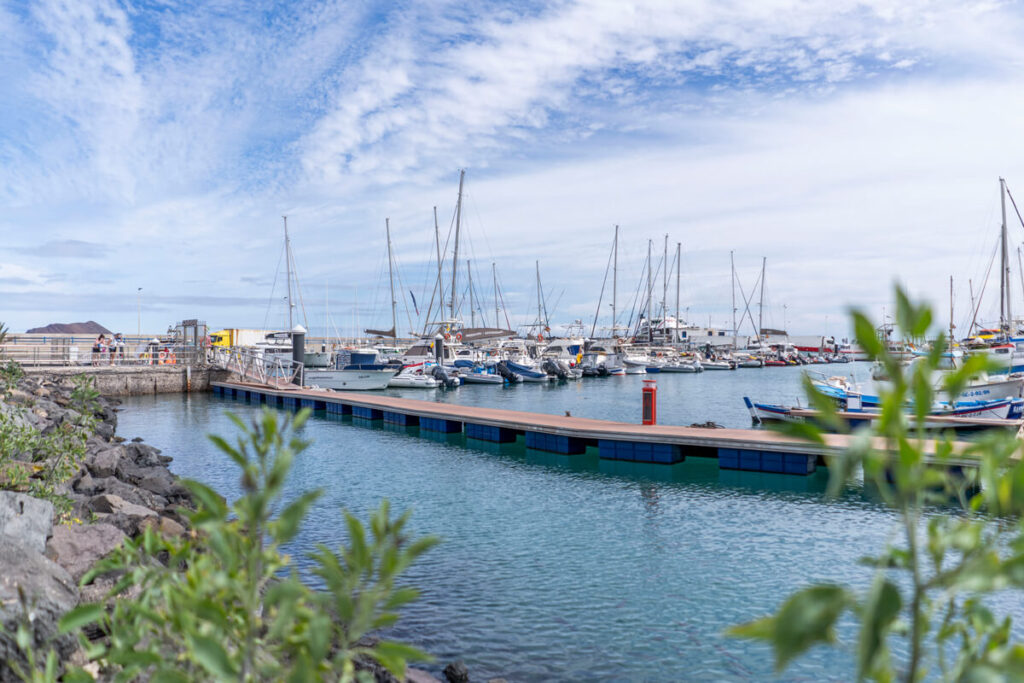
(3, 0, 1024, 338)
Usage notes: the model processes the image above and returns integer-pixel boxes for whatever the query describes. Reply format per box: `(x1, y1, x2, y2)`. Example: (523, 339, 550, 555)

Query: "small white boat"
(623, 356, 649, 374)
(388, 364, 439, 389)
(306, 367, 398, 391)
(661, 360, 702, 373)
(702, 359, 735, 370)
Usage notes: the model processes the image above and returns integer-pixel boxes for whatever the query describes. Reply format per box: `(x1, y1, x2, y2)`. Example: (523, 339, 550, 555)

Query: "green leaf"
(190, 634, 238, 680)
(374, 639, 434, 676)
(58, 603, 105, 634)
(771, 585, 851, 671)
(272, 489, 322, 543)
(857, 578, 902, 679)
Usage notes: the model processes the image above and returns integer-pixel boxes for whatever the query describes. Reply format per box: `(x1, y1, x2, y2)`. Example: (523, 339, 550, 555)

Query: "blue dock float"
(211, 382, 979, 476)
(384, 411, 419, 427)
(598, 440, 684, 464)
(352, 406, 382, 420)
(465, 423, 519, 443)
(421, 417, 462, 433)
(718, 448, 816, 475)
(326, 402, 351, 415)
(525, 431, 586, 454)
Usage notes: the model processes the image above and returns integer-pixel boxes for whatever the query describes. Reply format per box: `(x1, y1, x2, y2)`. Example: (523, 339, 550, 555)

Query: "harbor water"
(115, 365, 1017, 681)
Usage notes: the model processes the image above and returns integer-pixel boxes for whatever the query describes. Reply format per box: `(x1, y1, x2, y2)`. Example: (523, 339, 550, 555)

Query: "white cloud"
(2, 0, 1024, 336)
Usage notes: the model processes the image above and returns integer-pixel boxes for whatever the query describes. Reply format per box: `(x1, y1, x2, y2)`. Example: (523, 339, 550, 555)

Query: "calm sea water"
(115, 365, 1005, 681)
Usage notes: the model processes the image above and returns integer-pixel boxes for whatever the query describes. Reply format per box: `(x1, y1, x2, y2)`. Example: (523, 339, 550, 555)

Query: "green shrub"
(41, 407, 440, 682)
(728, 288, 1024, 681)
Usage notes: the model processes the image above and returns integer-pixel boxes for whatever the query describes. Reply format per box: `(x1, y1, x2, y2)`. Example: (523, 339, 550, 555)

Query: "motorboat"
(452, 360, 506, 385)
(506, 360, 552, 382)
(306, 350, 399, 391)
(388, 363, 439, 389)
(662, 359, 703, 373)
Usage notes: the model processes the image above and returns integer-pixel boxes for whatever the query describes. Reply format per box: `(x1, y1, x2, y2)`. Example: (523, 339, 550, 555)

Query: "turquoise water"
(116, 366, 947, 681)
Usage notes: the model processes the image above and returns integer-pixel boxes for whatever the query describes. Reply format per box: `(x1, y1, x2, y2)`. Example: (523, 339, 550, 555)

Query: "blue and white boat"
(744, 394, 1024, 427)
(452, 359, 506, 385)
(506, 360, 552, 383)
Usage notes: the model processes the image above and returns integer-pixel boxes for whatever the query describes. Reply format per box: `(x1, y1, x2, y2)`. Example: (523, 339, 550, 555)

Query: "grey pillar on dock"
(291, 324, 306, 386)
(434, 333, 444, 364)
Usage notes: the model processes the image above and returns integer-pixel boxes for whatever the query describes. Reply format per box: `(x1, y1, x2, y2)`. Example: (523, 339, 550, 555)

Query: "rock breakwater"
(0, 371, 191, 680)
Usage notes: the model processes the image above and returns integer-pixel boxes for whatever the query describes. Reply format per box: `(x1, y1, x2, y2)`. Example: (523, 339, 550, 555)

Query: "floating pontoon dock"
(212, 381, 983, 475)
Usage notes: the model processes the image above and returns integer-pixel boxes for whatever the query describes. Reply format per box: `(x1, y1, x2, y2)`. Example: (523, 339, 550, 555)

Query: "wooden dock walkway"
(212, 381, 983, 475)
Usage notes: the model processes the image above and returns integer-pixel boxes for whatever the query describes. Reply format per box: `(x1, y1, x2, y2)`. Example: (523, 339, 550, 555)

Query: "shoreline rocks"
(0, 372, 487, 683)
(0, 372, 192, 681)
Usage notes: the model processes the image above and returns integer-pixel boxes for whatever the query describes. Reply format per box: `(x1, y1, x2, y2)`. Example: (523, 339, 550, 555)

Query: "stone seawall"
(24, 366, 231, 396)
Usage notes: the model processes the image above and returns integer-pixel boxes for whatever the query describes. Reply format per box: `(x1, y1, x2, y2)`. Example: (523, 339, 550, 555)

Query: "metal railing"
(212, 347, 304, 388)
(0, 343, 209, 367)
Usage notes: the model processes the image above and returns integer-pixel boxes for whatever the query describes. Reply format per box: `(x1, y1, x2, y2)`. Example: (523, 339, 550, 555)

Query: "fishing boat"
(744, 395, 1023, 428)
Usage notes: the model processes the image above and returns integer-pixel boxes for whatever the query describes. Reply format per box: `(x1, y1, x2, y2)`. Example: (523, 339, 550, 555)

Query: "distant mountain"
(26, 321, 112, 335)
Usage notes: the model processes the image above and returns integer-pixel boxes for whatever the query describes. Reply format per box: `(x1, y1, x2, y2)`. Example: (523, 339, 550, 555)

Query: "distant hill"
(26, 321, 112, 335)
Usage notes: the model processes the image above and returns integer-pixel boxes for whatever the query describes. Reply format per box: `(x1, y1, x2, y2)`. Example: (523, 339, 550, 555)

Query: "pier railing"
(0, 343, 209, 367)
(211, 347, 304, 388)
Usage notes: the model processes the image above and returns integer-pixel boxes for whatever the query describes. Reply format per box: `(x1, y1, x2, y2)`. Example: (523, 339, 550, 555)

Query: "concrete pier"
(25, 366, 230, 396)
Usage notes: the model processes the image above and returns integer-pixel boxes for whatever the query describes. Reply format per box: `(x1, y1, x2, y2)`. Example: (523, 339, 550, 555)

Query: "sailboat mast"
(662, 234, 668, 327)
(758, 256, 766, 344)
(536, 261, 542, 338)
(675, 242, 681, 345)
(949, 275, 954, 358)
(385, 218, 396, 336)
(1001, 177, 1011, 333)
(450, 170, 465, 320)
(731, 250, 737, 349)
(283, 216, 293, 330)
(647, 239, 653, 344)
(612, 225, 618, 338)
(468, 259, 475, 327)
(493, 262, 499, 329)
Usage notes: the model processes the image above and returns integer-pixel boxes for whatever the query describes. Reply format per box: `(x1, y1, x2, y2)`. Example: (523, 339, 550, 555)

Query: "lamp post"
(137, 288, 142, 337)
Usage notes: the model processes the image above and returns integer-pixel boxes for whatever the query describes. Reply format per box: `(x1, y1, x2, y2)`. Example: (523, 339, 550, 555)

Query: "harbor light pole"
(137, 287, 142, 336)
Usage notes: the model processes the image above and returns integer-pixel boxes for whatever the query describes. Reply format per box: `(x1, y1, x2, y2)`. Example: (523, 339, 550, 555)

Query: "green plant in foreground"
(1, 358, 23, 393)
(41, 407, 439, 682)
(728, 288, 1024, 681)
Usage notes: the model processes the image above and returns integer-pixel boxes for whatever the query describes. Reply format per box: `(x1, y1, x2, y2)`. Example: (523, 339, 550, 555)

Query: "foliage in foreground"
(24, 407, 438, 682)
(728, 288, 1024, 681)
(0, 371, 98, 520)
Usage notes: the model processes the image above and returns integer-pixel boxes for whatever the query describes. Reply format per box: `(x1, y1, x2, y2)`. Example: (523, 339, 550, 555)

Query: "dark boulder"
(0, 491, 53, 554)
(45, 523, 126, 582)
(0, 539, 79, 682)
(443, 661, 470, 683)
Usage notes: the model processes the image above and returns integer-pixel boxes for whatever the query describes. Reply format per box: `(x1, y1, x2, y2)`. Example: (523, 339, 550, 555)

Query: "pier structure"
(213, 381, 982, 475)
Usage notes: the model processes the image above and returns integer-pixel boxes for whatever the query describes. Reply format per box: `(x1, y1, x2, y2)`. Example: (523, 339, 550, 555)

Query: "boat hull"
(307, 368, 398, 391)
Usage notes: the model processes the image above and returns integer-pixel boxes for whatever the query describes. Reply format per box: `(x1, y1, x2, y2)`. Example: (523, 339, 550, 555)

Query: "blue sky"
(3, 0, 1024, 337)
